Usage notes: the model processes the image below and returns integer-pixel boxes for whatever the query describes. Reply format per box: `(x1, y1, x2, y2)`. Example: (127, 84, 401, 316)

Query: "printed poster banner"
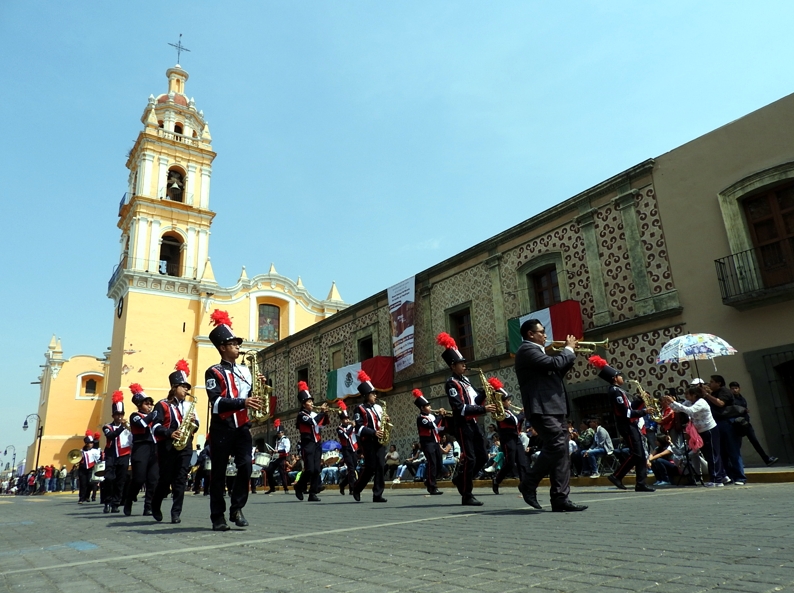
(387, 276, 416, 372)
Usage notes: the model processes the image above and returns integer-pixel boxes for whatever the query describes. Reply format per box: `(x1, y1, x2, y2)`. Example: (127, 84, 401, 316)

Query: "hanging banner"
(387, 276, 416, 372)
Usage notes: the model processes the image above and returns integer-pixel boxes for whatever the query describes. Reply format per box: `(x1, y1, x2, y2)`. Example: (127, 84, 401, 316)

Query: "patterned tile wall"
(635, 186, 676, 295)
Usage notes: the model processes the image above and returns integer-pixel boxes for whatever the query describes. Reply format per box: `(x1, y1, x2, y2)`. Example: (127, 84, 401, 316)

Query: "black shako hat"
(437, 332, 465, 366)
(168, 359, 192, 389)
(412, 389, 430, 409)
(209, 310, 243, 348)
(588, 355, 620, 382)
(297, 381, 313, 404)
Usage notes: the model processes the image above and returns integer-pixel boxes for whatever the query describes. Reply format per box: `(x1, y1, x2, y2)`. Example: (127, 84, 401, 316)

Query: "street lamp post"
(3, 445, 16, 479)
(23, 414, 43, 472)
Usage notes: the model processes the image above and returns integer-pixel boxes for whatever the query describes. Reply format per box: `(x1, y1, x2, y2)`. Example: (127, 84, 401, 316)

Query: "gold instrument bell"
(67, 449, 82, 464)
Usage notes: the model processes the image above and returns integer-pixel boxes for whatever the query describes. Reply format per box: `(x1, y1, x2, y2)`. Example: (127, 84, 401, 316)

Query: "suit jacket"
(514, 341, 575, 416)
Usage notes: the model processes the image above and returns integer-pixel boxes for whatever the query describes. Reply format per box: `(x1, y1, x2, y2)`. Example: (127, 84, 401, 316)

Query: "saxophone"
(628, 380, 663, 423)
(173, 394, 198, 451)
(377, 399, 393, 446)
(470, 368, 506, 421)
(242, 350, 271, 425)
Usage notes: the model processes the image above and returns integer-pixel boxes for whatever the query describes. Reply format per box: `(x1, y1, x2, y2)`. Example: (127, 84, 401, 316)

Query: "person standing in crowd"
(151, 360, 198, 524)
(101, 391, 132, 513)
(488, 378, 529, 495)
(514, 320, 586, 512)
(77, 431, 99, 504)
(661, 385, 726, 487)
(90, 432, 102, 502)
(437, 332, 496, 507)
(589, 356, 654, 493)
(351, 370, 389, 503)
(729, 381, 778, 467)
(335, 401, 359, 495)
(123, 384, 158, 515)
(293, 383, 328, 502)
(412, 389, 446, 495)
(264, 419, 291, 494)
(703, 375, 747, 485)
(205, 310, 263, 531)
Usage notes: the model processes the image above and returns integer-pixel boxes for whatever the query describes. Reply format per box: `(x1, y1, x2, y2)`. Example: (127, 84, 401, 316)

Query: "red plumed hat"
(588, 355, 619, 382)
(129, 383, 144, 395)
(588, 355, 608, 369)
(93, 432, 101, 441)
(357, 370, 375, 396)
(297, 381, 312, 403)
(209, 310, 242, 348)
(437, 332, 465, 366)
(111, 390, 125, 415)
(336, 398, 349, 418)
(274, 418, 282, 431)
(487, 377, 504, 390)
(112, 390, 124, 404)
(169, 359, 192, 389)
(175, 359, 190, 376)
(210, 309, 233, 328)
(412, 388, 430, 408)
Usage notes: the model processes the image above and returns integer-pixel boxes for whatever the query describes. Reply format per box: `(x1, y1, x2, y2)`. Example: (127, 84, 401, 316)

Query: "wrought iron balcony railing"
(715, 240, 794, 307)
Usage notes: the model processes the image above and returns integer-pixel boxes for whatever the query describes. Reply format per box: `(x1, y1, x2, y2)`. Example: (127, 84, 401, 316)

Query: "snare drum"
(254, 452, 271, 466)
(90, 461, 106, 483)
(225, 463, 238, 477)
(321, 452, 341, 466)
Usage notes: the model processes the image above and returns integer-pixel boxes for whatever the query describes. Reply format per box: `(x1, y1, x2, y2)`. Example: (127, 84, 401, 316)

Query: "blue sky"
(2, 1, 794, 465)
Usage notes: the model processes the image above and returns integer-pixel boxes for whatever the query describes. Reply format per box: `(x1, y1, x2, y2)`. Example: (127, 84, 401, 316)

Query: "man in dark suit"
(514, 318, 587, 512)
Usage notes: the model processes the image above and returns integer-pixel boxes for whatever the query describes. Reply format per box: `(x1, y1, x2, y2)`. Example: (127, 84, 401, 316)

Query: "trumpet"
(428, 408, 448, 416)
(507, 403, 524, 415)
(548, 338, 609, 353)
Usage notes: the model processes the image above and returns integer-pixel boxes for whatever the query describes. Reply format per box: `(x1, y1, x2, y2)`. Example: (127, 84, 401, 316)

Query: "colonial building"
(26, 64, 347, 471)
(258, 92, 794, 464)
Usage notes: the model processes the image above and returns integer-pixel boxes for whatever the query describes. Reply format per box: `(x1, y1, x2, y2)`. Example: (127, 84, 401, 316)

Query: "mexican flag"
(325, 356, 395, 401)
(507, 300, 583, 354)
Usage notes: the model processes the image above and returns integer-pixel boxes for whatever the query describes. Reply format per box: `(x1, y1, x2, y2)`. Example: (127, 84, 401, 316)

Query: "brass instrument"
(507, 403, 524, 415)
(378, 400, 393, 446)
(242, 350, 272, 425)
(429, 408, 448, 416)
(628, 380, 663, 423)
(174, 394, 198, 451)
(469, 368, 506, 421)
(549, 338, 610, 353)
(67, 449, 82, 465)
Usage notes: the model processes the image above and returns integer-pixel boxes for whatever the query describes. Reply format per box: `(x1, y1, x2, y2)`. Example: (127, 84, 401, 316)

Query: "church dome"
(156, 93, 189, 107)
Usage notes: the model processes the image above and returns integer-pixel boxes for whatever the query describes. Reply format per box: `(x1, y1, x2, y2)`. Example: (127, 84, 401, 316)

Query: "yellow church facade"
(25, 64, 346, 472)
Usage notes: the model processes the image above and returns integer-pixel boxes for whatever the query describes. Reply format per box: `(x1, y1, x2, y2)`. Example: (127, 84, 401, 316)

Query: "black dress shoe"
(339, 485, 345, 495)
(103, 504, 111, 514)
(352, 490, 361, 502)
(151, 509, 163, 522)
(110, 506, 120, 513)
(608, 474, 627, 490)
(518, 483, 542, 509)
(635, 484, 656, 492)
(123, 503, 132, 516)
(212, 521, 230, 532)
(428, 488, 443, 495)
(230, 511, 249, 527)
(295, 489, 304, 501)
(265, 489, 275, 495)
(308, 494, 321, 502)
(551, 500, 588, 512)
(492, 480, 500, 495)
(171, 515, 181, 524)
(143, 508, 152, 516)
(373, 496, 388, 503)
(461, 496, 483, 506)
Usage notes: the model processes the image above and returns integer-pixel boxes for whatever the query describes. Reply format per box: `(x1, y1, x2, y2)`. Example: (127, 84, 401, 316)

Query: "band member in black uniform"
(515, 319, 586, 512)
(91, 432, 102, 502)
(487, 378, 529, 495)
(294, 382, 329, 502)
(101, 391, 132, 513)
(123, 384, 158, 515)
(151, 359, 199, 523)
(413, 389, 446, 495)
(351, 370, 388, 503)
(265, 419, 290, 494)
(336, 400, 358, 496)
(589, 356, 655, 493)
(437, 332, 496, 506)
(77, 431, 99, 504)
(205, 310, 263, 531)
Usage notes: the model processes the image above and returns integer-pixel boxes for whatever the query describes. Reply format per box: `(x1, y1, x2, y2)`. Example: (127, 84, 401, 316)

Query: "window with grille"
(449, 308, 474, 361)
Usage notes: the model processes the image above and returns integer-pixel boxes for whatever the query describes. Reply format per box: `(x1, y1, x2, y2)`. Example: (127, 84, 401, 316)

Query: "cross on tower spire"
(168, 34, 191, 66)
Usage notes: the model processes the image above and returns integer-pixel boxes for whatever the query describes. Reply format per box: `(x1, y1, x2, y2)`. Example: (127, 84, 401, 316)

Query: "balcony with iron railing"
(715, 239, 794, 309)
(108, 258, 199, 292)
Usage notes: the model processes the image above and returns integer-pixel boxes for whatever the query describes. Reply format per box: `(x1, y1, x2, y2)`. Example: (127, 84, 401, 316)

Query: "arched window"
(258, 304, 280, 342)
(158, 233, 183, 277)
(85, 379, 97, 395)
(166, 168, 185, 202)
(174, 123, 184, 135)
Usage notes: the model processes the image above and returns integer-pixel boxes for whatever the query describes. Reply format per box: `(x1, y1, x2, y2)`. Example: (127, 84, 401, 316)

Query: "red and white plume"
(274, 418, 281, 429)
(412, 389, 424, 399)
(588, 355, 609, 369)
(85, 430, 93, 439)
(129, 383, 144, 395)
(112, 390, 124, 404)
(487, 377, 504, 391)
(357, 370, 371, 383)
(337, 400, 348, 412)
(174, 359, 190, 377)
(94, 432, 101, 441)
(210, 309, 233, 328)
(297, 381, 310, 392)
(436, 332, 457, 349)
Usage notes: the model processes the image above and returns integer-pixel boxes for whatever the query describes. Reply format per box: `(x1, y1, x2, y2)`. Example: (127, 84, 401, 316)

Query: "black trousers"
(738, 421, 772, 464)
(77, 467, 93, 502)
(152, 441, 192, 517)
(338, 447, 357, 491)
(104, 457, 130, 507)
(192, 466, 209, 494)
(266, 456, 289, 491)
(614, 423, 647, 485)
(420, 441, 443, 491)
(125, 442, 158, 510)
(353, 440, 386, 499)
(495, 433, 530, 485)
(295, 441, 322, 495)
(521, 414, 570, 504)
(454, 421, 487, 498)
(209, 425, 252, 522)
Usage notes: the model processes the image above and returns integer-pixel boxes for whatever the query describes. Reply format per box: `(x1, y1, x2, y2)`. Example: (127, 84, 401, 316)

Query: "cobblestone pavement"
(1, 483, 793, 593)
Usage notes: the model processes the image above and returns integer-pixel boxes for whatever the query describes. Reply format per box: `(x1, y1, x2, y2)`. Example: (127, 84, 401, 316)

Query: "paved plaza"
(1, 481, 793, 593)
